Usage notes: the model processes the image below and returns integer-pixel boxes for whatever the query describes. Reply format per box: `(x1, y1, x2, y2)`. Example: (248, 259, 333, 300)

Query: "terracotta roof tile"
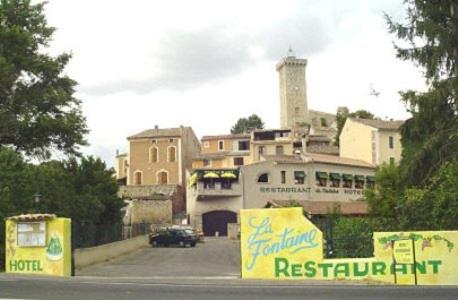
(201, 133, 251, 141)
(128, 127, 191, 139)
(350, 118, 404, 130)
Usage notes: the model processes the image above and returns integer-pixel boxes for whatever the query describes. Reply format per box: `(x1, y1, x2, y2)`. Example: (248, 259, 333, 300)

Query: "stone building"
(340, 118, 403, 165)
(276, 50, 337, 141)
(116, 125, 200, 224)
(192, 133, 252, 169)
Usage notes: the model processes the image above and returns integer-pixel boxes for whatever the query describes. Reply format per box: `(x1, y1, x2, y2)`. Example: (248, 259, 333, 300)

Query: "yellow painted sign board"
(240, 207, 458, 285)
(393, 239, 415, 264)
(5, 216, 71, 276)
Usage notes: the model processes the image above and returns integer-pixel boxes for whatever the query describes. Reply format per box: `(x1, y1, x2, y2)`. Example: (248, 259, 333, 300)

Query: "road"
(1, 275, 457, 300)
(77, 237, 241, 277)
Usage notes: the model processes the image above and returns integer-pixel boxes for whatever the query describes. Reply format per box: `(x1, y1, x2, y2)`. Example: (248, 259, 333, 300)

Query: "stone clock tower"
(276, 50, 309, 132)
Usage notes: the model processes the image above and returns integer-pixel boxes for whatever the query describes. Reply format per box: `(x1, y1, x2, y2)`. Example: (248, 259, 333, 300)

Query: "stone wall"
(130, 199, 172, 224)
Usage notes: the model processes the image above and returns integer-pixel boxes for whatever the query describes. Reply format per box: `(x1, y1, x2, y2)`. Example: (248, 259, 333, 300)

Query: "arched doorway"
(202, 210, 237, 236)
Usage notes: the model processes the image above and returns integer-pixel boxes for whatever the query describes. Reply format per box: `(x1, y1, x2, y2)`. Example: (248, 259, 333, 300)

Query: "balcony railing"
(195, 181, 242, 197)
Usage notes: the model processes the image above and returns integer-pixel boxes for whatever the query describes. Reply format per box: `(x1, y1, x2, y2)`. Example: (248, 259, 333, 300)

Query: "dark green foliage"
(386, 0, 458, 187)
(331, 217, 373, 258)
(335, 108, 375, 145)
(0, 149, 123, 224)
(231, 114, 264, 134)
(0, 0, 88, 159)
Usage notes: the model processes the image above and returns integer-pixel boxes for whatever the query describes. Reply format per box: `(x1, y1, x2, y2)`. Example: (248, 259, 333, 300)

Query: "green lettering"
(25, 260, 32, 271)
(428, 260, 442, 274)
(291, 264, 302, 277)
(391, 263, 408, 275)
(17, 260, 24, 271)
(275, 257, 290, 277)
(334, 263, 350, 277)
(414, 261, 426, 274)
(9, 260, 18, 271)
(353, 262, 369, 276)
(318, 263, 333, 277)
(304, 261, 316, 278)
(372, 262, 386, 275)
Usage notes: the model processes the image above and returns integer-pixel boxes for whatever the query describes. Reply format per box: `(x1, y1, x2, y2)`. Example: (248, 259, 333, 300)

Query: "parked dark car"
(149, 228, 197, 247)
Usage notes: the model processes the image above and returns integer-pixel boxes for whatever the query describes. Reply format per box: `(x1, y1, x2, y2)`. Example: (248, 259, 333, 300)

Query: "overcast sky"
(44, 0, 426, 167)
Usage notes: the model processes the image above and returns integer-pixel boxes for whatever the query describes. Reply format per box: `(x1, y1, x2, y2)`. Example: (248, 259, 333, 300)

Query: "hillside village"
(115, 53, 404, 237)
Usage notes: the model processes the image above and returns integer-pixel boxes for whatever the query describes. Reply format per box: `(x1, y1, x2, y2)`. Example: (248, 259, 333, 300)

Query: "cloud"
(76, 7, 333, 95)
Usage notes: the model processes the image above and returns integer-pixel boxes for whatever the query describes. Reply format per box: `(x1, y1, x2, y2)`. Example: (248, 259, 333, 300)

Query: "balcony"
(195, 181, 242, 198)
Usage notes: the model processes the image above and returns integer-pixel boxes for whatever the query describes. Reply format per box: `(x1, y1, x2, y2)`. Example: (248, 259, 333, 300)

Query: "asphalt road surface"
(0, 275, 457, 300)
(77, 237, 241, 277)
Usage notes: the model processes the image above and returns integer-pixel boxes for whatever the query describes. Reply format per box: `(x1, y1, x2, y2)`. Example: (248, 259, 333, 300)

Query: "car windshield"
(184, 229, 194, 235)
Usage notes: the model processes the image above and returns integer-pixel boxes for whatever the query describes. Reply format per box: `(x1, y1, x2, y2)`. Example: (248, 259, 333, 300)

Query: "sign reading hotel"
(240, 207, 458, 285)
(5, 214, 71, 277)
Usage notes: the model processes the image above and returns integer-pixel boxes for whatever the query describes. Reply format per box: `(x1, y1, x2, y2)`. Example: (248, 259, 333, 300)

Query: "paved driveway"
(77, 237, 241, 277)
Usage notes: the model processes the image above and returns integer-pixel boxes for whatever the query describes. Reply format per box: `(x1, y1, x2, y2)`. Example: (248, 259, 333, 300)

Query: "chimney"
(154, 125, 159, 130)
(116, 149, 119, 157)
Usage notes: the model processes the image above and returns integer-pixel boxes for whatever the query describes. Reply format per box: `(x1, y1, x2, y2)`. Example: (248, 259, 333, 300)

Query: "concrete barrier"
(74, 235, 149, 269)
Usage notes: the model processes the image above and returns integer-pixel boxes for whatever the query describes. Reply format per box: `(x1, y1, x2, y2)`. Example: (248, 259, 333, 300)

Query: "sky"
(43, 0, 427, 167)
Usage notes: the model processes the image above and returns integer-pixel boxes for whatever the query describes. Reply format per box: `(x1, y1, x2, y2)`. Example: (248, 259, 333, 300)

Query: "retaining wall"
(74, 234, 149, 269)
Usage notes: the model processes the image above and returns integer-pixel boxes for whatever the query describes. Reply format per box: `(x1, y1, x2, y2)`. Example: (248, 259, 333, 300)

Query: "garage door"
(202, 210, 237, 236)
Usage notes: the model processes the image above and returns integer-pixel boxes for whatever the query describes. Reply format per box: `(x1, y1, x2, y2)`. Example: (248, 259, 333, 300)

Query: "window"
(203, 159, 211, 167)
(157, 171, 168, 184)
(17, 222, 46, 247)
(366, 176, 375, 189)
(238, 140, 250, 151)
(234, 157, 244, 166)
(355, 175, 365, 189)
(389, 136, 394, 149)
(257, 173, 269, 183)
(218, 140, 224, 151)
(134, 171, 142, 185)
(281, 171, 286, 184)
(315, 171, 328, 187)
(276, 145, 284, 155)
(329, 173, 341, 188)
(168, 146, 176, 162)
(258, 146, 264, 155)
(151, 139, 156, 144)
(342, 174, 353, 188)
(150, 147, 159, 163)
(203, 141, 210, 148)
(294, 171, 306, 184)
(390, 157, 395, 164)
(169, 138, 174, 143)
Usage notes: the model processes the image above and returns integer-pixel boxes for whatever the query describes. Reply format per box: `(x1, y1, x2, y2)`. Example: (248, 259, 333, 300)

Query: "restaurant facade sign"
(240, 207, 457, 285)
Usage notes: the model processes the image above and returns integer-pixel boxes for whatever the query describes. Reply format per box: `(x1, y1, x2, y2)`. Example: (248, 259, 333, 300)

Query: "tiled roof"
(350, 118, 404, 130)
(201, 133, 250, 141)
(262, 153, 375, 168)
(305, 153, 374, 168)
(8, 214, 56, 221)
(306, 145, 340, 155)
(128, 127, 191, 140)
(268, 200, 368, 215)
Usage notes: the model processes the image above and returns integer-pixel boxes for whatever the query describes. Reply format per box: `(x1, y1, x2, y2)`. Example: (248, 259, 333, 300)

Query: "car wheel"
(179, 241, 185, 248)
(152, 241, 158, 247)
(191, 242, 196, 247)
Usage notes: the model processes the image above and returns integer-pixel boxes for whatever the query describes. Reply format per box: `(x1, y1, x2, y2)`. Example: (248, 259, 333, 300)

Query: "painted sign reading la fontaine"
(240, 207, 458, 285)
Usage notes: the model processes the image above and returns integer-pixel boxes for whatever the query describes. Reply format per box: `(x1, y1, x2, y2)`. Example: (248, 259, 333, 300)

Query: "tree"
(0, 0, 88, 159)
(334, 108, 375, 146)
(386, 0, 458, 187)
(230, 114, 264, 134)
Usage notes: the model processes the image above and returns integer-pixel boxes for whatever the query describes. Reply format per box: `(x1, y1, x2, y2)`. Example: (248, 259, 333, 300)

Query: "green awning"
(315, 172, 328, 179)
(355, 175, 365, 181)
(203, 171, 219, 179)
(329, 173, 341, 180)
(366, 176, 376, 182)
(342, 174, 353, 181)
(295, 171, 306, 178)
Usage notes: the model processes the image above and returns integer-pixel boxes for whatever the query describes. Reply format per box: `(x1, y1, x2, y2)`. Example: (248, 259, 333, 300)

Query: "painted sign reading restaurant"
(5, 216, 71, 277)
(240, 207, 458, 285)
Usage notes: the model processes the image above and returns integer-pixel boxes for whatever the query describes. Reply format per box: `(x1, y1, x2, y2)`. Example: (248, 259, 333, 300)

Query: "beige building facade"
(340, 118, 403, 165)
(186, 153, 375, 236)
